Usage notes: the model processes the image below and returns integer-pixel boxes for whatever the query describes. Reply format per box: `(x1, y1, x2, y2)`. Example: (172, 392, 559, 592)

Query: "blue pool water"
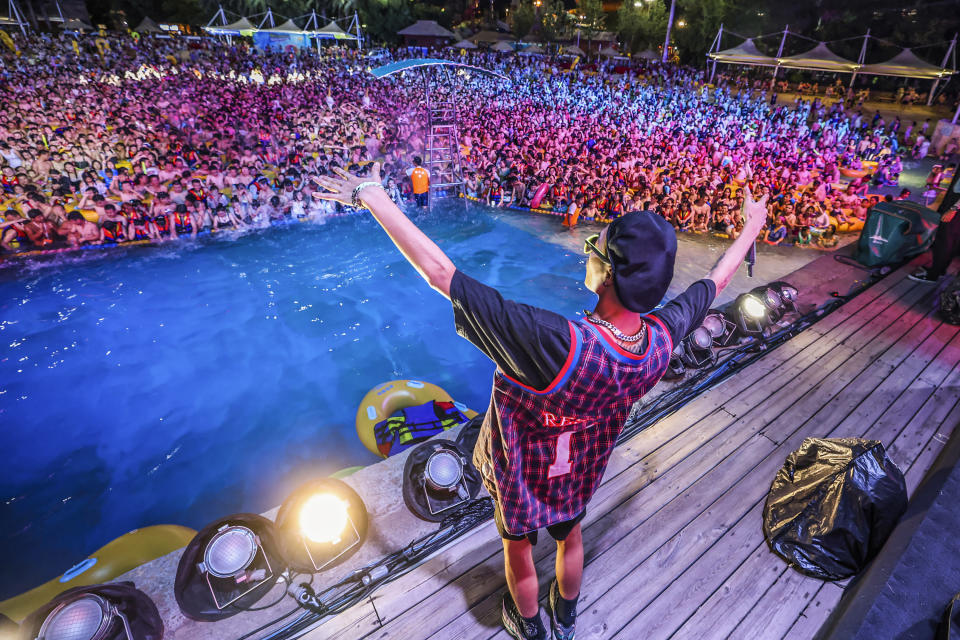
(0, 204, 599, 599)
(0, 204, 816, 599)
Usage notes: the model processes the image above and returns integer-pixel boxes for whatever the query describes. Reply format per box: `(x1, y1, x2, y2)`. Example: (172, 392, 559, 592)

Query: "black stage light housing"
(19, 583, 163, 640)
(403, 440, 482, 522)
(174, 514, 285, 621)
(731, 292, 770, 336)
(275, 478, 368, 573)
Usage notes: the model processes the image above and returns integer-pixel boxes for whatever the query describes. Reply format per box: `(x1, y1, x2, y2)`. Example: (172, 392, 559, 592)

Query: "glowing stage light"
(276, 479, 367, 573)
(299, 494, 350, 545)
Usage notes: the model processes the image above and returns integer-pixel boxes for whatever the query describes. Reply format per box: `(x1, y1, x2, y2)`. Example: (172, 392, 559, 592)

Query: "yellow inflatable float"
(356, 380, 478, 458)
(0, 524, 196, 622)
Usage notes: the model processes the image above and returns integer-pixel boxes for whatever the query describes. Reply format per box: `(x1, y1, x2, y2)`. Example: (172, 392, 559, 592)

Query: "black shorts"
(415, 192, 429, 207)
(493, 500, 585, 545)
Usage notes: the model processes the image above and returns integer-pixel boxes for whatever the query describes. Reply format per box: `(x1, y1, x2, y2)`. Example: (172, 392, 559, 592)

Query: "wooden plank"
(669, 546, 787, 640)
(904, 399, 960, 495)
(780, 583, 845, 640)
(885, 342, 960, 472)
(610, 504, 766, 639)
(726, 567, 826, 640)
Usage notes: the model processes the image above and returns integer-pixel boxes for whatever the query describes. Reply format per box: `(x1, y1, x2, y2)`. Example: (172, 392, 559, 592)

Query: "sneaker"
(907, 268, 940, 283)
(502, 594, 547, 640)
(548, 580, 577, 640)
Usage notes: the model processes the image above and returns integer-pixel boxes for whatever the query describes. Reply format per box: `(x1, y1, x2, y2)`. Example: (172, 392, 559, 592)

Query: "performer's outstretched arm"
(313, 163, 456, 298)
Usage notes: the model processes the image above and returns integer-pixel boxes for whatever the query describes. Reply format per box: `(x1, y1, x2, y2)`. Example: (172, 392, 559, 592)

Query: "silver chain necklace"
(585, 312, 647, 343)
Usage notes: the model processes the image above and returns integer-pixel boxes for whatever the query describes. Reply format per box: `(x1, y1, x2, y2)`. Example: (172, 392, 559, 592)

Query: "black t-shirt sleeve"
(650, 279, 717, 346)
(450, 270, 572, 390)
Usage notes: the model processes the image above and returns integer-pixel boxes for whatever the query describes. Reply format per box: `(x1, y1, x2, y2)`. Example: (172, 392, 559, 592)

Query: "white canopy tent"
(707, 38, 777, 67)
(707, 26, 956, 104)
(447, 39, 477, 49)
(858, 48, 952, 79)
(470, 30, 513, 44)
(134, 16, 163, 34)
(397, 20, 455, 40)
(564, 44, 585, 56)
(636, 49, 659, 60)
(261, 18, 302, 33)
(205, 16, 256, 35)
(777, 42, 857, 73)
(520, 43, 544, 55)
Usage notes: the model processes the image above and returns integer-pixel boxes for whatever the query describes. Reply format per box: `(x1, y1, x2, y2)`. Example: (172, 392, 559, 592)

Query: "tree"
(578, 0, 606, 39)
(615, 0, 667, 54)
(511, 0, 535, 39)
(538, 0, 571, 43)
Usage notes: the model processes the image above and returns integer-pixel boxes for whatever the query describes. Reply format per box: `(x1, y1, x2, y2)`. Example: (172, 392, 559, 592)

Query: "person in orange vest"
(406, 156, 430, 209)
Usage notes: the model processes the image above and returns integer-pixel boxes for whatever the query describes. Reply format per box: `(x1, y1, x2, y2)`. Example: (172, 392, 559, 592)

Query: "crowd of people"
(0, 29, 953, 255)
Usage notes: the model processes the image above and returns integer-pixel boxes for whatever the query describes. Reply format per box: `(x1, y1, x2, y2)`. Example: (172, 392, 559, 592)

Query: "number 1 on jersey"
(547, 431, 573, 478)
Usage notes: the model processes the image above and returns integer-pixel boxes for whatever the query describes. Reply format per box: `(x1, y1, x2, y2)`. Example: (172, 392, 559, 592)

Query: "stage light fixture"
(275, 478, 368, 573)
(403, 440, 482, 522)
(299, 494, 351, 545)
(769, 281, 799, 312)
(731, 292, 770, 336)
(22, 584, 163, 640)
(36, 593, 132, 640)
(198, 524, 275, 610)
(175, 514, 285, 621)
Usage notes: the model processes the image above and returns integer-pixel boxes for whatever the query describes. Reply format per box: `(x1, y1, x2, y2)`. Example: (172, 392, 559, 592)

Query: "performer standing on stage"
(314, 163, 769, 640)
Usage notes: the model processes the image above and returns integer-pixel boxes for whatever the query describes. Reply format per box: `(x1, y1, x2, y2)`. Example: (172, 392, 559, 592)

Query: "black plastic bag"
(763, 438, 907, 581)
(939, 275, 960, 326)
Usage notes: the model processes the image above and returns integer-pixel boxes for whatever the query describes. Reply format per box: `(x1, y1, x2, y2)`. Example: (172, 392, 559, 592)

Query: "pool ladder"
(423, 70, 465, 204)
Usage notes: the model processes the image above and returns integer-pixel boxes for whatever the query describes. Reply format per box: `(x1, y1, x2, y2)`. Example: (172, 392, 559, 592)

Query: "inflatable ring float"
(0, 524, 196, 622)
(356, 380, 478, 458)
(839, 167, 870, 179)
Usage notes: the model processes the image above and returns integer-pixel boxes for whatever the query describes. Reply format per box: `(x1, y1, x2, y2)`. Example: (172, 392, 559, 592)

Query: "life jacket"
(102, 220, 124, 242)
(174, 212, 193, 233)
(373, 400, 469, 457)
(410, 167, 430, 195)
(154, 214, 170, 234)
(473, 317, 673, 536)
(550, 184, 566, 200)
(132, 222, 150, 240)
(188, 188, 206, 202)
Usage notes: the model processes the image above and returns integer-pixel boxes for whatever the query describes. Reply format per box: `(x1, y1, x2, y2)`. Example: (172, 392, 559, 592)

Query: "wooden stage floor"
(306, 262, 960, 640)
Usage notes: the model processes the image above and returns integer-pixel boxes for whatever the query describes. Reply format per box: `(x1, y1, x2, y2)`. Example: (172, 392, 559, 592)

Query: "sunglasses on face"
(584, 234, 611, 265)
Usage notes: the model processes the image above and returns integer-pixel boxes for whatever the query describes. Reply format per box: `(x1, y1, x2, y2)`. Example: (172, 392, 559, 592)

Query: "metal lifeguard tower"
(370, 58, 508, 203)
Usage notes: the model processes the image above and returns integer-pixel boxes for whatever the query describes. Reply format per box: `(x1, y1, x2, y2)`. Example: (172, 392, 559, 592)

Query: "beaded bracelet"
(351, 182, 384, 209)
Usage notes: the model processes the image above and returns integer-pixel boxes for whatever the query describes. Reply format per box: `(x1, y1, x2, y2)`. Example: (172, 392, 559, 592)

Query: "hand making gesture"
(311, 162, 384, 208)
(741, 165, 769, 234)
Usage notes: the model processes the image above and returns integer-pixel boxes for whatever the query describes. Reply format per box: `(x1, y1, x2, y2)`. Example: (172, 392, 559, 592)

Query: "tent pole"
(849, 28, 869, 89)
(928, 33, 957, 106)
(54, 0, 63, 24)
(662, 0, 677, 63)
(9, 0, 28, 36)
(354, 12, 362, 50)
(770, 25, 788, 89)
(709, 23, 722, 83)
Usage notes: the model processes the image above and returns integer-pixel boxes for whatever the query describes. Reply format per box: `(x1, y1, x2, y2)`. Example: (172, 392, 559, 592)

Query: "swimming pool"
(0, 203, 816, 599)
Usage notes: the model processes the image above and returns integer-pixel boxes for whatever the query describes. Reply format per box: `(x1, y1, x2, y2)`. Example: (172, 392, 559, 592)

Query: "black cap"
(605, 211, 677, 313)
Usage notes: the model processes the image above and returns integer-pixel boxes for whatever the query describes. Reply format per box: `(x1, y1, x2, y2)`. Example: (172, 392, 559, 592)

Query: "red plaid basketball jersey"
(473, 315, 674, 536)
